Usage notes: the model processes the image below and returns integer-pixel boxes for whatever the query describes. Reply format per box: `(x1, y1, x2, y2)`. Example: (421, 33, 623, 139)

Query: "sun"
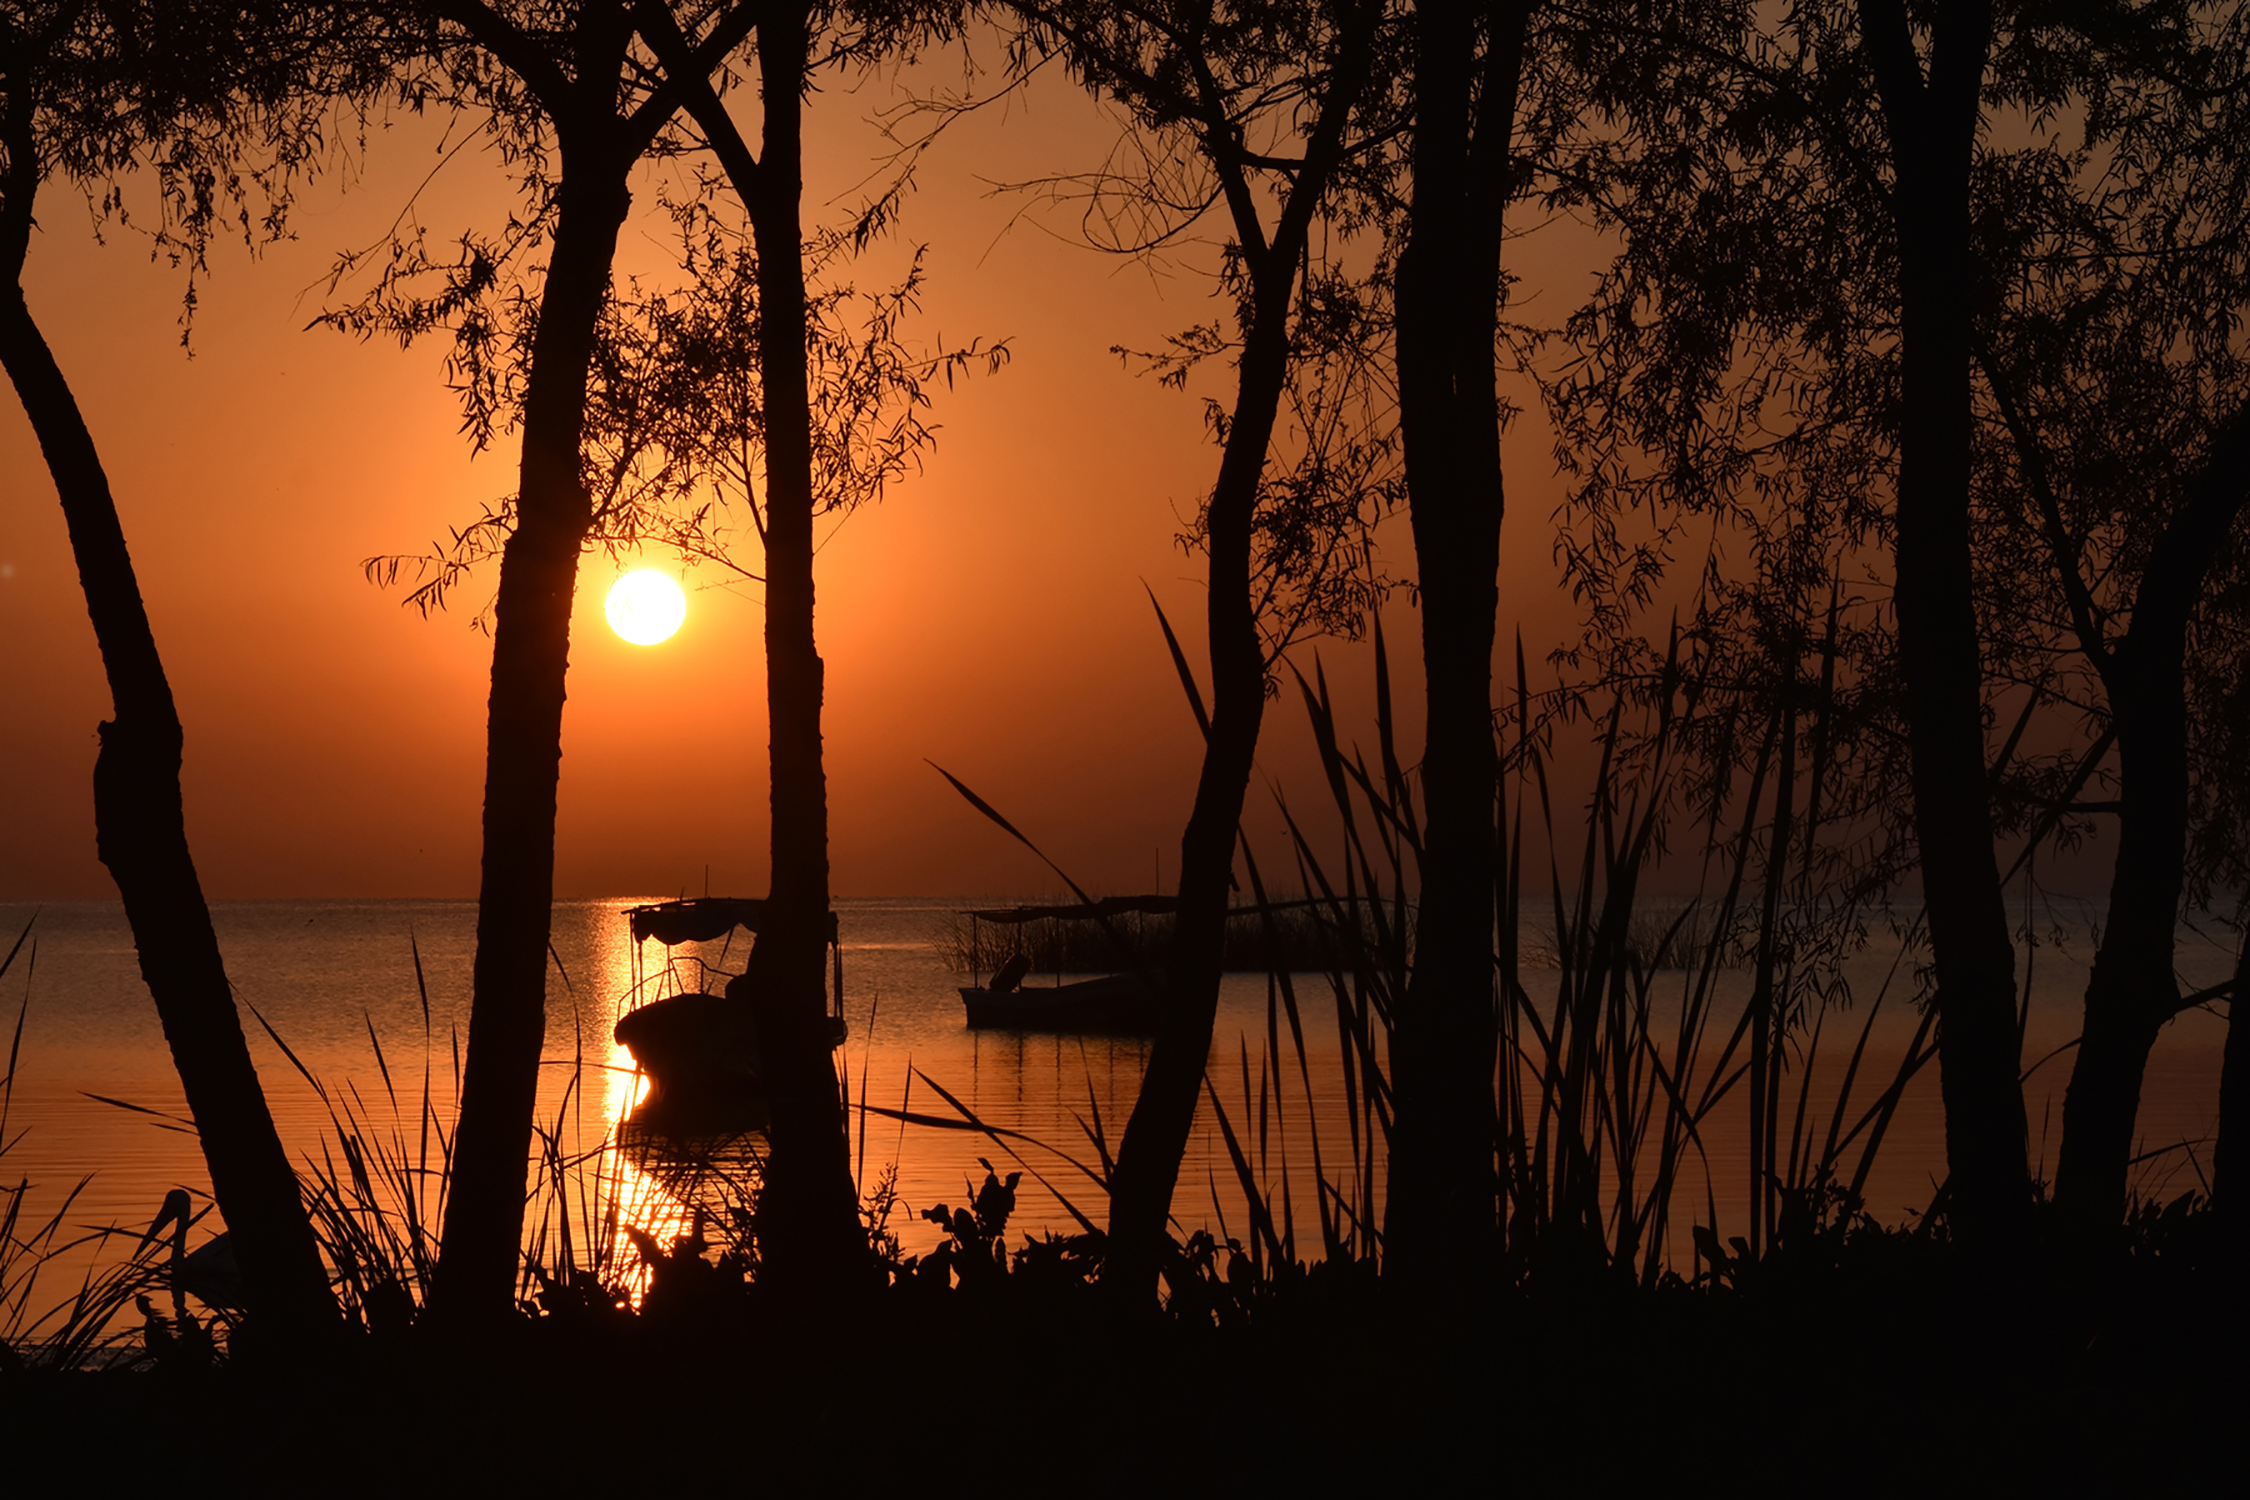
(604, 570, 686, 645)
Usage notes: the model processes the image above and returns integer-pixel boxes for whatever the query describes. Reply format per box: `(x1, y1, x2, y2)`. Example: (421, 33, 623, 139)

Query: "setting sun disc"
(605, 570, 686, 645)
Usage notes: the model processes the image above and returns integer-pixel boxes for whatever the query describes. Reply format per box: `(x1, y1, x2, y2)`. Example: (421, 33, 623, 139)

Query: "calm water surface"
(0, 897, 2229, 1299)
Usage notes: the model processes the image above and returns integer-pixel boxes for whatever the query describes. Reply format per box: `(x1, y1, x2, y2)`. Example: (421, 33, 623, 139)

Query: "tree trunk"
(1094, 3, 1378, 1304)
(2055, 409, 2250, 1228)
(1100, 266, 1294, 1301)
(433, 151, 634, 1322)
(2057, 967, 2165, 1217)
(734, 1, 871, 1295)
(0, 164, 333, 1335)
(1859, 0, 2030, 1243)
(1384, 0, 1530, 1284)
(2216, 935, 2249, 1270)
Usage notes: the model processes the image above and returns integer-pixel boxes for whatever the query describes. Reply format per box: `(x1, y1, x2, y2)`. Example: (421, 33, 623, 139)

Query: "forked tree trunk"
(1858, 0, 2031, 1243)
(426, 0, 768, 1326)
(0, 152, 333, 1337)
(1100, 8, 1379, 1302)
(2055, 409, 2250, 1228)
(1384, 0, 1531, 1284)
(433, 152, 635, 1322)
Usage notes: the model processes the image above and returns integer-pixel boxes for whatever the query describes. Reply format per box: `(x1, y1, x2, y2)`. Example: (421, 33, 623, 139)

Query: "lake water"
(0, 897, 2231, 1311)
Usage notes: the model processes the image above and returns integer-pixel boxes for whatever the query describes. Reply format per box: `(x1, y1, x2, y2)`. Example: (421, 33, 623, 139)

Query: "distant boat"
(950, 892, 1359, 1034)
(954, 897, 1174, 1035)
(959, 970, 1165, 1034)
(613, 898, 846, 1127)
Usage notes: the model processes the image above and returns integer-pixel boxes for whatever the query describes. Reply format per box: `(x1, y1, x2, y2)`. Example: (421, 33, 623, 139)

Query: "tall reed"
(266, 936, 677, 1331)
(2, 917, 179, 1370)
(1178, 618, 1935, 1291)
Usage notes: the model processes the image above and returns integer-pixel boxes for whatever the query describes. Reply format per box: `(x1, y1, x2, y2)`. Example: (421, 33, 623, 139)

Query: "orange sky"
(0, 54, 1911, 905)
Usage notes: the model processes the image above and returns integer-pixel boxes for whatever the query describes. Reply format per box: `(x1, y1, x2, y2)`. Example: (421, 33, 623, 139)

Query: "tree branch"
(2130, 396, 2250, 651)
(1854, 0, 1926, 145)
(631, 0, 763, 193)
(0, 61, 38, 282)
(623, 0, 765, 152)
(430, 0, 574, 111)
(1975, 344, 2113, 681)
(1180, 40, 1271, 265)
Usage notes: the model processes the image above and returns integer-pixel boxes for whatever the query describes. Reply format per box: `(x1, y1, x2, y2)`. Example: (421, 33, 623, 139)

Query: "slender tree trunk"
(1384, 0, 1530, 1284)
(733, 2, 870, 1294)
(2055, 410, 2250, 1227)
(433, 148, 634, 1321)
(1096, 4, 1378, 1303)
(1101, 268, 1294, 1301)
(1749, 677, 1799, 1256)
(2217, 935, 2249, 1270)
(1859, 0, 2030, 1243)
(2056, 659, 2191, 1231)
(0, 156, 332, 1336)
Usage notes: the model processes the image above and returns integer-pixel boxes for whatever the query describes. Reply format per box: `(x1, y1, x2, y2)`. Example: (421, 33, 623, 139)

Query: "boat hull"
(959, 972, 1164, 1034)
(614, 990, 767, 1124)
(613, 988, 850, 1125)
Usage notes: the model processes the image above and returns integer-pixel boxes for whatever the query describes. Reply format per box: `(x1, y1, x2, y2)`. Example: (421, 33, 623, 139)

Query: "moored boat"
(959, 970, 1165, 1034)
(614, 987, 765, 1114)
(949, 891, 1356, 1033)
(953, 897, 1172, 1034)
(613, 897, 846, 1125)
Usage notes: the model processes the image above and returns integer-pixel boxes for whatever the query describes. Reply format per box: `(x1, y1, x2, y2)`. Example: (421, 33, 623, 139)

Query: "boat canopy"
(627, 898, 840, 946)
(963, 895, 1178, 924)
(961, 894, 1352, 924)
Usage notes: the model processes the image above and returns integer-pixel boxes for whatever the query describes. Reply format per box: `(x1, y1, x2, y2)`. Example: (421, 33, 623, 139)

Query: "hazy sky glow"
(6, 49, 2079, 904)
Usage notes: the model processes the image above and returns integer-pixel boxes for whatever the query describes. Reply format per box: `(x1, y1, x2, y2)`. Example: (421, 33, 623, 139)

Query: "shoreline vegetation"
(2, 709, 2236, 1474)
(939, 898, 1748, 977)
(936, 898, 1377, 978)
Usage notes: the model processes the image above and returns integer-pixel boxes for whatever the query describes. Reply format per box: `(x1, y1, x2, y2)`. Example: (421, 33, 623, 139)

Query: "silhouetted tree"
(630, 0, 990, 1295)
(0, 0, 350, 1340)
(1847, 0, 2041, 1247)
(1547, 2, 2250, 1249)
(2044, 399, 2250, 1230)
(1380, 0, 1536, 1287)
(991, 0, 1390, 1302)
(321, 0, 760, 1324)
(1961, 4, 2250, 1227)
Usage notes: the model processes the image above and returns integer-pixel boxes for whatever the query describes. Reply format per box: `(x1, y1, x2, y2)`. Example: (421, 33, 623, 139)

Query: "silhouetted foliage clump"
(936, 901, 1374, 976)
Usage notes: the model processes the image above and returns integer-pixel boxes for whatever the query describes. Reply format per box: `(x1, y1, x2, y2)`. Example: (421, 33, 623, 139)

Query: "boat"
(612, 897, 847, 1126)
(954, 896, 1173, 1035)
(613, 987, 766, 1114)
(959, 970, 1165, 1033)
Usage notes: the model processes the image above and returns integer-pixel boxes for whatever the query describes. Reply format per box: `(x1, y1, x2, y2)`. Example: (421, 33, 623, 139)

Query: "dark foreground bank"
(4, 1207, 2243, 1492)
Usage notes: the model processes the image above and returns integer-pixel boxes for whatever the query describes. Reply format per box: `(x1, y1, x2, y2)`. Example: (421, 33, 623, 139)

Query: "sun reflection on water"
(5, 897, 2219, 1320)
(575, 907, 771, 1304)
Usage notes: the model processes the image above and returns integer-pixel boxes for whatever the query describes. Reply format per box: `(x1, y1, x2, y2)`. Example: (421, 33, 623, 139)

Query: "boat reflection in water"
(597, 897, 860, 1283)
(609, 1112, 767, 1257)
(12, 897, 2176, 1289)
